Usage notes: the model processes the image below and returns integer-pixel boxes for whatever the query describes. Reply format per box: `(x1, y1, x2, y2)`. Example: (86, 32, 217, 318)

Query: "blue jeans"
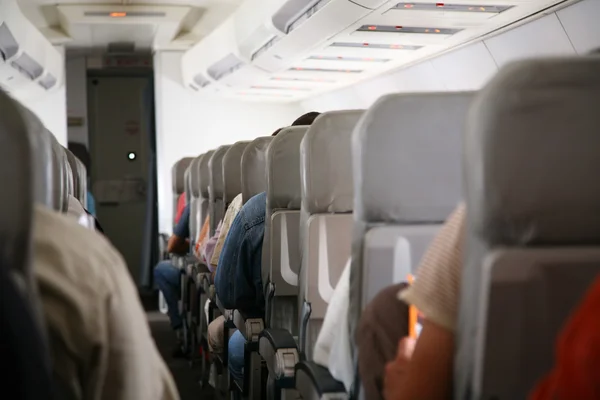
(228, 330, 246, 383)
(154, 260, 182, 330)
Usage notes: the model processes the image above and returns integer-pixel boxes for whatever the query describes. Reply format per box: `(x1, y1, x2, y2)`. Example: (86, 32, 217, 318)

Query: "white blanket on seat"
(313, 259, 353, 392)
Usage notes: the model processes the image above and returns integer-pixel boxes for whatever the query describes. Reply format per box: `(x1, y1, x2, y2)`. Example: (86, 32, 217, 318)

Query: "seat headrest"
(302, 110, 364, 215)
(171, 157, 194, 194)
(466, 56, 600, 245)
(49, 136, 70, 212)
(0, 89, 33, 271)
(14, 105, 54, 209)
(64, 148, 82, 201)
(189, 155, 203, 199)
(267, 127, 309, 210)
(354, 92, 472, 224)
(241, 137, 273, 203)
(199, 150, 214, 198)
(223, 141, 250, 205)
(209, 145, 231, 199)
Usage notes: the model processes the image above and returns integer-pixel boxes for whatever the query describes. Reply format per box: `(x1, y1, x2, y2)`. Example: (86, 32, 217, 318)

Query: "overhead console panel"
(0, 0, 64, 98)
(181, 0, 571, 102)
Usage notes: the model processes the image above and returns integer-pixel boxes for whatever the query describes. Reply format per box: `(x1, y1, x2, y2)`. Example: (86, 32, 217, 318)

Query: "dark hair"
(68, 142, 91, 172)
(589, 48, 600, 55)
(292, 111, 321, 126)
(271, 128, 284, 137)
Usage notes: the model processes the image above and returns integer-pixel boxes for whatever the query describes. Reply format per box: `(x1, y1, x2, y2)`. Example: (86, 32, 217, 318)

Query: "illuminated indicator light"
(127, 152, 136, 160)
(480, 7, 486, 11)
(110, 12, 127, 17)
(368, 26, 377, 30)
(363, 57, 372, 61)
(434, 29, 441, 33)
(338, 56, 343, 59)
(363, 43, 369, 46)
(404, 3, 413, 8)
(436, 3, 445, 7)
(395, 26, 403, 29)
(425, 29, 430, 32)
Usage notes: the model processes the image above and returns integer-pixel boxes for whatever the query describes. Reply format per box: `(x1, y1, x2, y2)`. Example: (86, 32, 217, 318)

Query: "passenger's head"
(68, 142, 90, 173)
(589, 48, 600, 55)
(271, 128, 284, 137)
(292, 111, 321, 126)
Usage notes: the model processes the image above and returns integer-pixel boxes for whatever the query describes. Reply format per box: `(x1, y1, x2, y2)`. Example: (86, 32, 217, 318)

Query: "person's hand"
(384, 337, 417, 399)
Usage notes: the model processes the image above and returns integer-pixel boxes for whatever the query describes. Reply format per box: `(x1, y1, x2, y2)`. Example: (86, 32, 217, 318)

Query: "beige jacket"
(33, 204, 179, 400)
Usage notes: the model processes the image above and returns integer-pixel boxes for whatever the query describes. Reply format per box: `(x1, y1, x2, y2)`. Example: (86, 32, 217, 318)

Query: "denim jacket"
(215, 192, 266, 315)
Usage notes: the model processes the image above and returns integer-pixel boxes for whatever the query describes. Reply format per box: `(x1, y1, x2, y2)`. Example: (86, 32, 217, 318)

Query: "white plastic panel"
(395, 61, 446, 92)
(431, 42, 498, 91)
(556, 0, 600, 55)
(484, 13, 576, 67)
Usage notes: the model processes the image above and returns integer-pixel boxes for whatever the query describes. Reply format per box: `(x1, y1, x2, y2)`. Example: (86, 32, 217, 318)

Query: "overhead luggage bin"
(0, 0, 64, 98)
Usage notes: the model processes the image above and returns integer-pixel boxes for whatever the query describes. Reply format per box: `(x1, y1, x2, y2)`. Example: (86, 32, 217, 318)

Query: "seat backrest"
(171, 157, 194, 227)
(263, 126, 309, 331)
(457, 56, 600, 400)
(299, 110, 364, 358)
(64, 148, 86, 204)
(223, 141, 250, 208)
(348, 92, 471, 357)
(208, 145, 231, 235)
(198, 150, 214, 232)
(0, 89, 53, 399)
(188, 155, 203, 246)
(241, 137, 273, 204)
(49, 136, 71, 212)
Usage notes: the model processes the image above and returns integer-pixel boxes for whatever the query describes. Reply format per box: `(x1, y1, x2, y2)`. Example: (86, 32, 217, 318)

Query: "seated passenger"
(529, 273, 600, 400)
(214, 192, 267, 382)
(33, 204, 179, 399)
(383, 204, 465, 400)
(204, 193, 244, 352)
(154, 202, 191, 356)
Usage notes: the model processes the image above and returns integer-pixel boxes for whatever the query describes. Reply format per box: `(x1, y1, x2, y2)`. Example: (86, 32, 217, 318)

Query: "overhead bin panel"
(251, 0, 376, 73)
(0, 1, 64, 97)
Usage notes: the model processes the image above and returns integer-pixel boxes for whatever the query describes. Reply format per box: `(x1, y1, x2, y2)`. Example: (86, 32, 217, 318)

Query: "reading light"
(391, 3, 513, 13)
(110, 12, 127, 17)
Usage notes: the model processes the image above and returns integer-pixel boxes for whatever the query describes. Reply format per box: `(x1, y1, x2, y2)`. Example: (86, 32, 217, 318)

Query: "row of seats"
(2, 88, 182, 400)
(166, 54, 599, 400)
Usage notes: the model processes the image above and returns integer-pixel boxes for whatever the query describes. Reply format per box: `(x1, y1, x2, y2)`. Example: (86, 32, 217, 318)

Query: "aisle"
(148, 311, 214, 400)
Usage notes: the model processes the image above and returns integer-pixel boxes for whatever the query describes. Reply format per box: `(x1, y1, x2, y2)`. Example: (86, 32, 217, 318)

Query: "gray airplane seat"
(188, 155, 204, 253)
(209, 145, 231, 236)
(64, 148, 87, 204)
(255, 126, 308, 399)
(199, 150, 214, 235)
(186, 154, 207, 367)
(241, 136, 273, 205)
(224, 136, 272, 399)
(345, 92, 471, 399)
(223, 141, 250, 209)
(456, 56, 600, 400)
(0, 90, 54, 399)
(171, 157, 194, 228)
(293, 111, 364, 400)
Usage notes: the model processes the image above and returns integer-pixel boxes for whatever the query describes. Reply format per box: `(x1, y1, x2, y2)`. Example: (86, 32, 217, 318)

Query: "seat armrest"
(295, 361, 348, 399)
(259, 329, 298, 383)
(233, 309, 264, 342)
